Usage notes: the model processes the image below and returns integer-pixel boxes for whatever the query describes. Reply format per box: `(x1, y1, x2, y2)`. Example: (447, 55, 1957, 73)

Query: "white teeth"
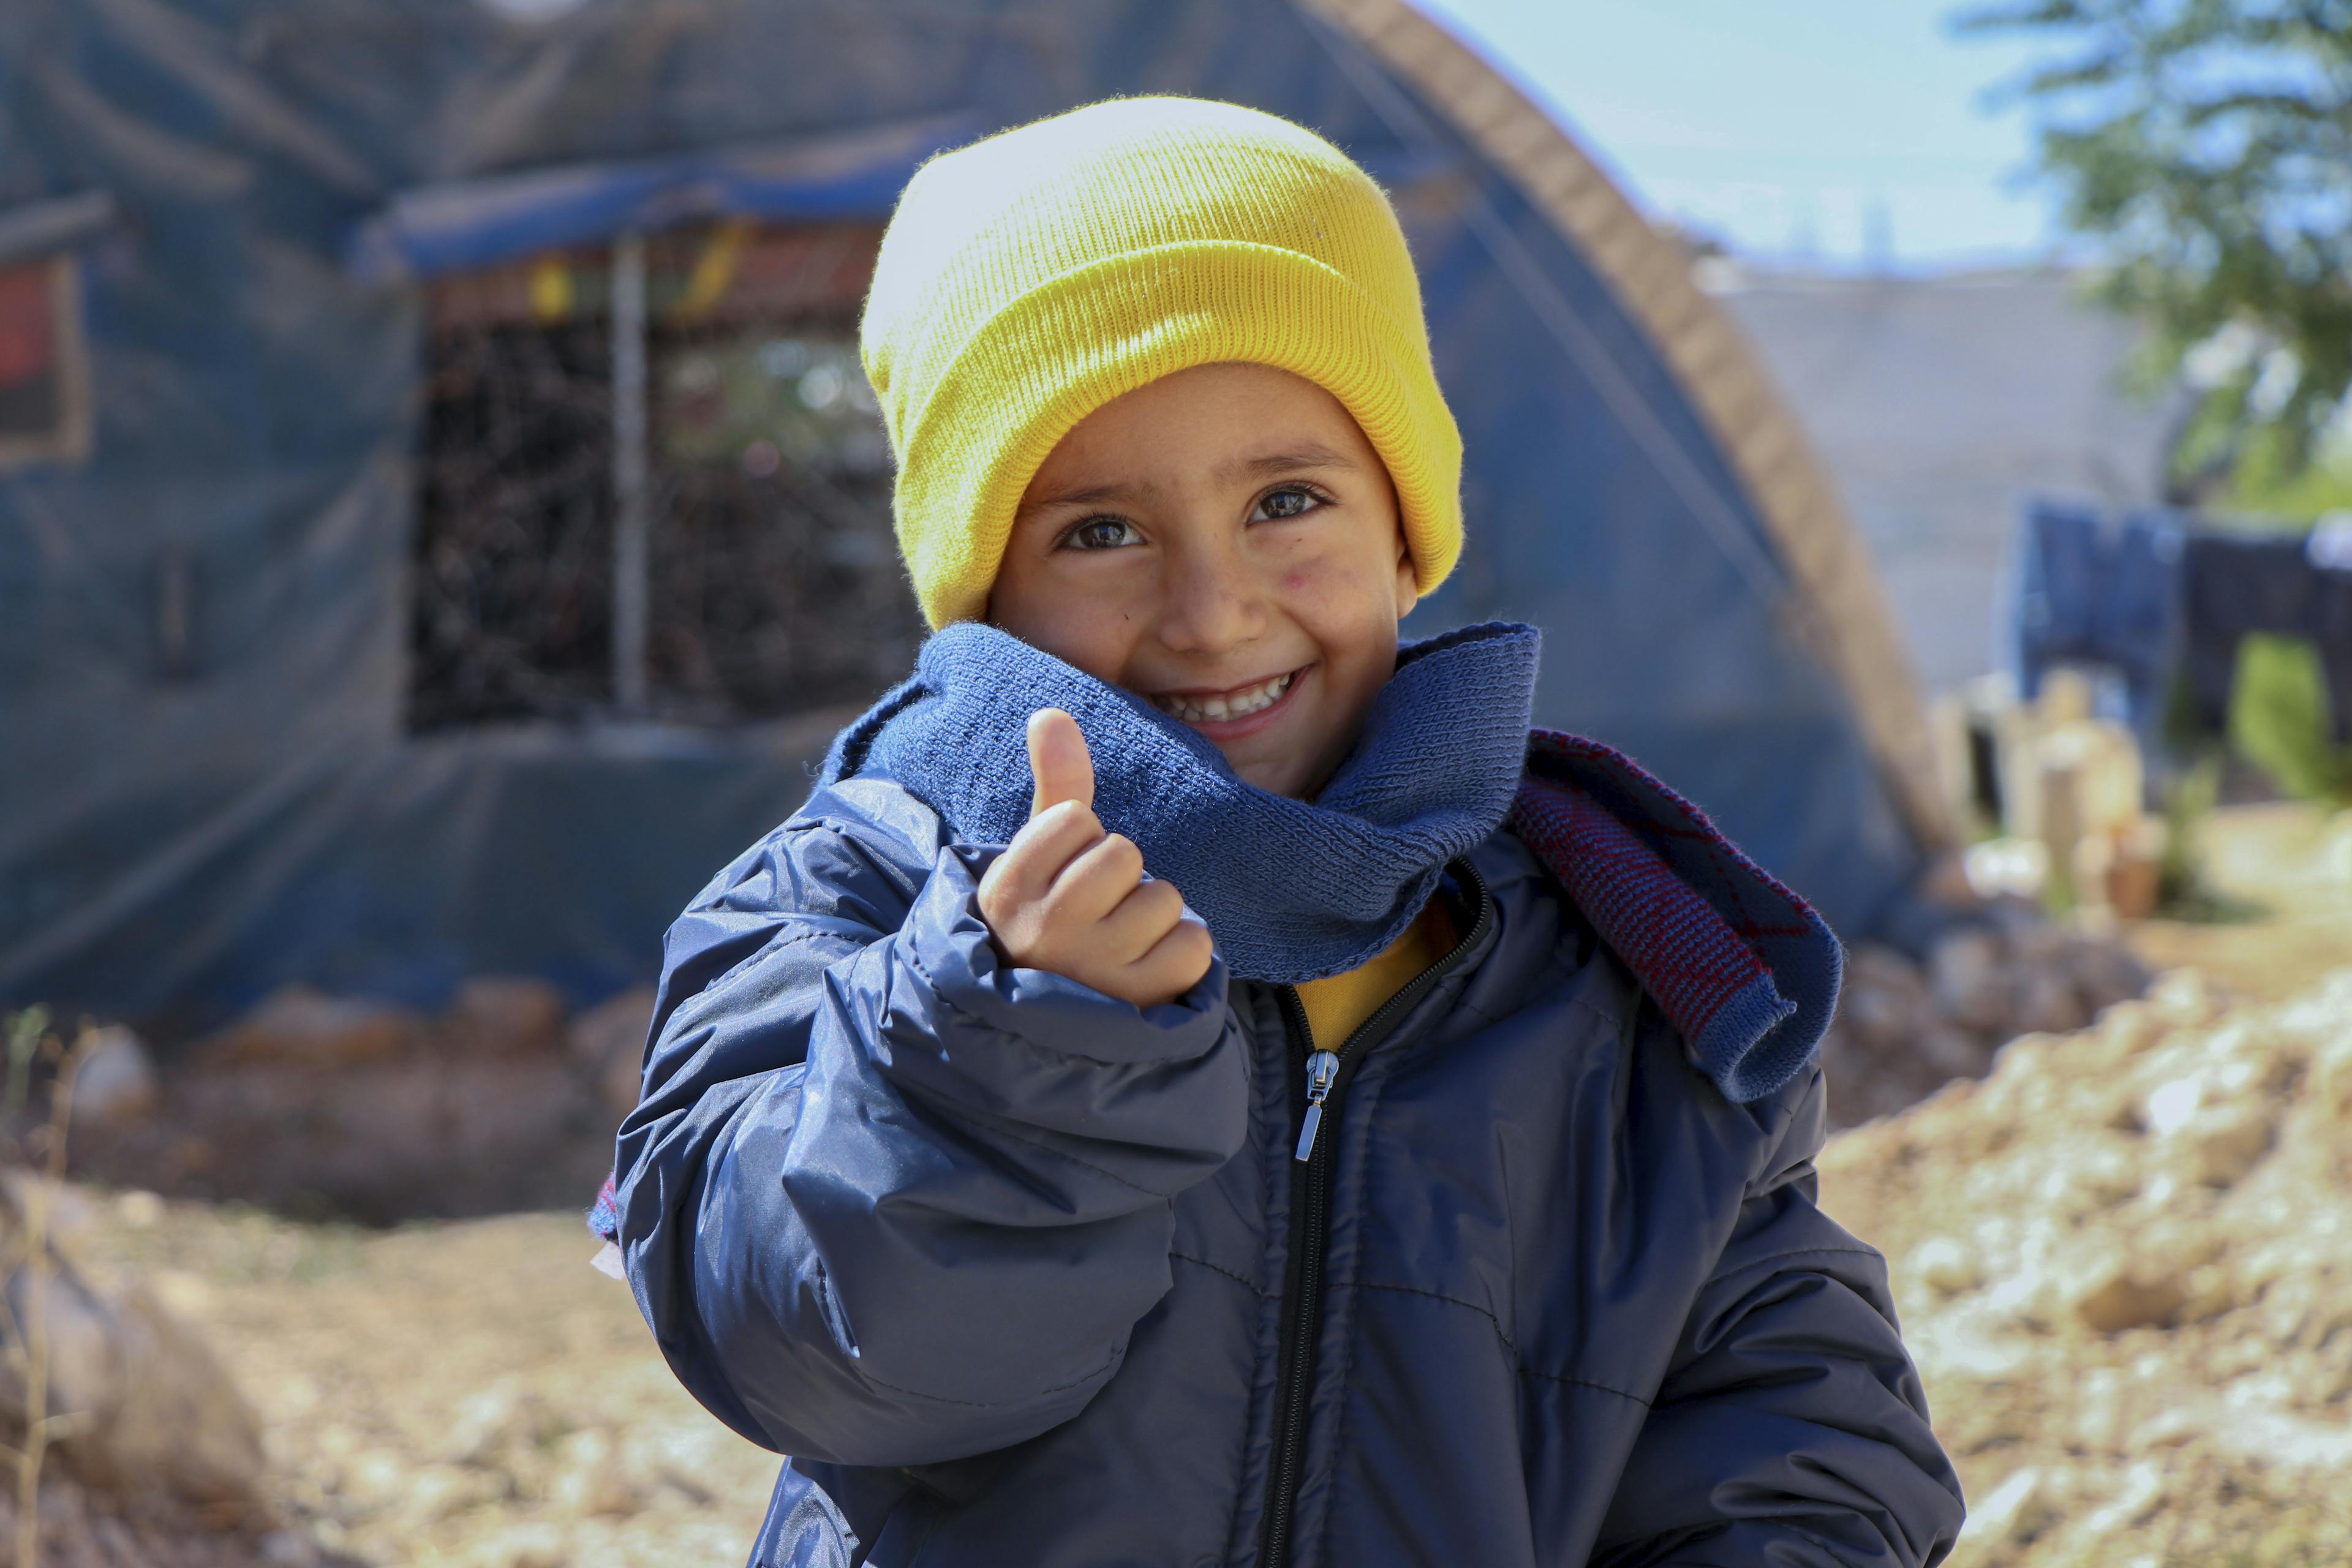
(1154, 670, 1295, 724)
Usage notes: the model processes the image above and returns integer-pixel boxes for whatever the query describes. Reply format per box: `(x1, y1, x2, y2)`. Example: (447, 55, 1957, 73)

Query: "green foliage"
(1959, 0, 2352, 470)
(2228, 630, 2352, 800)
(2155, 748, 2236, 918)
(3, 1006, 48, 1115)
(2221, 423, 2352, 516)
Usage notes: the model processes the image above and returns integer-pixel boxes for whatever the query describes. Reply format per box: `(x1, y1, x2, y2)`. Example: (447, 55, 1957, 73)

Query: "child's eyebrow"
(1021, 442, 1361, 516)
(1215, 441, 1360, 483)
(1022, 477, 1159, 513)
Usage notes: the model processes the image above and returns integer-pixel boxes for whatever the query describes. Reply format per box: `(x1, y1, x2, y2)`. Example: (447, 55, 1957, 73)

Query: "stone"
(2146, 968, 2225, 1026)
(1917, 1028, 1987, 1081)
(2013, 967, 2089, 1036)
(2201, 1019, 2296, 1093)
(199, 985, 421, 1069)
(2187, 1104, 2274, 1188)
(2143, 1076, 2203, 1136)
(1929, 927, 2011, 1033)
(67, 1025, 159, 1126)
(113, 1189, 164, 1229)
(606, 1035, 646, 1119)
(1909, 1236, 1981, 1295)
(2094, 1002, 2167, 1060)
(88, 1281, 268, 1505)
(258, 1530, 322, 1567)
(2004, 919, 2070, 963)
(402, 1463, 495, 1525)
(585, 1456, 644, 1518)
(447, 1379, 574, 1469)
(2068, 1367, 2129, 1453)
(0, 1211, 265, 1507)
(2, 1170, 102, 1243)
(2071, 1143, 2142, 1206)
(2209, 1404, 2352, 1471)
(463, 1524, 567, 1568)
(2309, 1032, 2352, 1122)
(2072, 1460, 2165, 1538)
(1970, 1464, 2060, 1546)
(1842, 946, 1933, 1052)
(2124, 1404, 2199, 1450)
(570, 987, 657, 1118)
(2177, 1261, 2242, 1324)
(549, 1428, 643, 1519)
(2072, 1260, 2185, 1334)
(446, 975, 568, 1056)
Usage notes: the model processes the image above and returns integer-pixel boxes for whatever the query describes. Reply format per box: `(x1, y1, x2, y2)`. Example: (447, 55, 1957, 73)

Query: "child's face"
(991, 362, 1418, 799)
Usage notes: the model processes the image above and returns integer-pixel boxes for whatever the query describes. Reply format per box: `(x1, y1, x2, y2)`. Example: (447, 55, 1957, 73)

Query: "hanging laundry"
(2181, 532, 2326, 737)
(2309, 513, 2352, 744)
(2013, 499, 2185, 747)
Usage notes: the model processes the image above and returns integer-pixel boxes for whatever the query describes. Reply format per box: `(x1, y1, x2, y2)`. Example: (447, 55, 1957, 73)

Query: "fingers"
(981, 798, 1104, 913)
(1090, 870, 1184, 962)
(1090, 878, 1210, 1003)
(1027, 708, 1095, 820)
(1052, 831, 1145, 921)
(1122, 912, 1215, 1005)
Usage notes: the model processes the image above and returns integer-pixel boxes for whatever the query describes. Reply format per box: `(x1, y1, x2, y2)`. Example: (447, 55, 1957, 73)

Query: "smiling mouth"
(1149, 668, 1299, 725)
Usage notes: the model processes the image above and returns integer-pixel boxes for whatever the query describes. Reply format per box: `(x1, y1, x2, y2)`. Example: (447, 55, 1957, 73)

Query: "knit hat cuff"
(893, 239, 1464, 628)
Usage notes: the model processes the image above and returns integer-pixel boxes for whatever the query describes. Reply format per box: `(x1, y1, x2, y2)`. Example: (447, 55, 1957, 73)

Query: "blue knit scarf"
(822, 620, 1541, 983)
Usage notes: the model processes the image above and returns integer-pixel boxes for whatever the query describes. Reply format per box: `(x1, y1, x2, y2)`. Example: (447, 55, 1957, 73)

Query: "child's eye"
(1252, 484, 1329, 522)
(1061, 517, 1140, 551)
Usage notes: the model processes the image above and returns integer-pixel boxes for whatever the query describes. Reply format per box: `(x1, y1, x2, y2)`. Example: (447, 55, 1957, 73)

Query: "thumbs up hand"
(976, 709, 1214, 1008)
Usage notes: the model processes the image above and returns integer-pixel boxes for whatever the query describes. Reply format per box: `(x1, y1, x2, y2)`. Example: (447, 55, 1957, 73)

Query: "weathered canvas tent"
(0, 0, 1950, 1025)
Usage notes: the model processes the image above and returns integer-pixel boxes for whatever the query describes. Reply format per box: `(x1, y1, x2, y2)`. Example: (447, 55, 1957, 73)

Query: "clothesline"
(2012, 499, 2352, 753)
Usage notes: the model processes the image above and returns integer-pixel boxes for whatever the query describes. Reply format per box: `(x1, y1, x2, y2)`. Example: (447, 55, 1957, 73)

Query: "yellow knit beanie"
(859, 96, 1464, 628)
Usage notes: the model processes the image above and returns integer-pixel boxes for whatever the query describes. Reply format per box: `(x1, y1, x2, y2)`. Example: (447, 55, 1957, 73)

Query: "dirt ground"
(2119, 802, 2352, 1002)
(1819, 964, 2352, 1567)
(36, 801, 2352, 1566)
(56, 1196, 781, 1566)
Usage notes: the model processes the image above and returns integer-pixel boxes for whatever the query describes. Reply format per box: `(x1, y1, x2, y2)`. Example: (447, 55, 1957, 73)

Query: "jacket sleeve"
(611, 797, 1251, 1468)
(1593, 1065, 1967, 1568)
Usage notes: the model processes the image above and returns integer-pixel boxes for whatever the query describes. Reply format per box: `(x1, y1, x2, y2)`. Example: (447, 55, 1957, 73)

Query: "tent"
(0, 0, 1949, 1027)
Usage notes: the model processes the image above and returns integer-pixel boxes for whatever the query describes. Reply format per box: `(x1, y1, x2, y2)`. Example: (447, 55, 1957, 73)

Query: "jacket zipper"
(1257, 861, 1491, 1568)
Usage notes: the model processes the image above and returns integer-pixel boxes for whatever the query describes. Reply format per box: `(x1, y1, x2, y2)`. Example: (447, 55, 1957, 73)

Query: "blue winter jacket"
(609, 767, 1964, 1566)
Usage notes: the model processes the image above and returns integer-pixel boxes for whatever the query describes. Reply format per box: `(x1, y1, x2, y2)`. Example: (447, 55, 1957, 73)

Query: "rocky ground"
(42, 1193, 780, 1566)
(1821, 967, 2352, 1567)
(1820, 913, 2151, 1128)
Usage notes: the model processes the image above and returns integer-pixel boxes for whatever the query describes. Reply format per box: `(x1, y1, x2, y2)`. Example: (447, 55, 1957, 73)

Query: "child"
(600, 97, 1964, 1567)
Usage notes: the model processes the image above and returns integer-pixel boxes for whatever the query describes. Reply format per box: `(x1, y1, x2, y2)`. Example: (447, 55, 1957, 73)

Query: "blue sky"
(1410, 0, 2073, 270)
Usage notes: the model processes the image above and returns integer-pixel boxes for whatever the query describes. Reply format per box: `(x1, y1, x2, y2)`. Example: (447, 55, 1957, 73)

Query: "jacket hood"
(1509, 729, 1844, 1104)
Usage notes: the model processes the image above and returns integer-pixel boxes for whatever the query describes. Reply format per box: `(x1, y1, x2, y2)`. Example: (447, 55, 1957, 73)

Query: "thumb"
(1027, 707, 1096, 820)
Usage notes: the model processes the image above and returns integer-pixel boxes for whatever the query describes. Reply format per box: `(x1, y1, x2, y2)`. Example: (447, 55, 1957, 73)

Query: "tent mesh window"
(408, 223, 919, 731)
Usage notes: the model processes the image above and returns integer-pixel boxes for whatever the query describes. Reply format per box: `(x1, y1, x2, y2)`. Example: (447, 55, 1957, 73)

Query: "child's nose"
(1155, 532, 1267, 655)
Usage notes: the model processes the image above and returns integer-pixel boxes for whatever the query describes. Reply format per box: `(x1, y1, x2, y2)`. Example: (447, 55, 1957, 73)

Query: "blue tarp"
(1, 0, 1928, 1030)
(347, 115, 978, 282)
